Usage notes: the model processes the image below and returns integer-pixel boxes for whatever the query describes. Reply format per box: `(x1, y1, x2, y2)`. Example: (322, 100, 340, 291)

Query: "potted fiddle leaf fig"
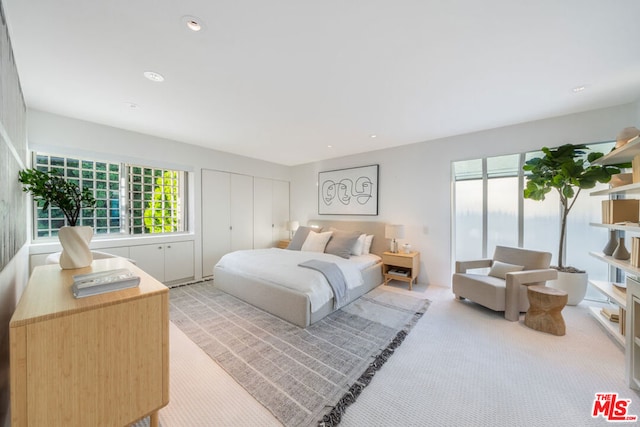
(18, 168, 97, 269)
(523, 143, 627, 304)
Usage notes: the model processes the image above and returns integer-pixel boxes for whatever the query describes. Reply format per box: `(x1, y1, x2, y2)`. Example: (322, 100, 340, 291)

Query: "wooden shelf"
(591, 182, 640, 196)
(589, 251, 640, 277)
(592, 135, 640, 165)
(589, 306, 625, 347)
(589, 279, 627, 308)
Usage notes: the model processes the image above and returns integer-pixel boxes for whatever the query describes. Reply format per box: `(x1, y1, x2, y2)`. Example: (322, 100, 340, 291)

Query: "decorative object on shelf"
(286, 220, 299, 239)
(318, 164, 379, 215)
(614, 126, 640, 150)
(610, 172, 633, 188)
(524, 144, 629, 305)
(613, 237, 631, 260)
(18, 168, 97, 269)
(402, 243, 412, 254)
(631, 237, 640, 267)
(601, 199, 639, 224)
(385, 224, 404, 253)
(602, 230, 618, 256)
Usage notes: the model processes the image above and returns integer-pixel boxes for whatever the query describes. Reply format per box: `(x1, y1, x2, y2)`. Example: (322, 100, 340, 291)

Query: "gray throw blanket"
(298, 260, 348, 309)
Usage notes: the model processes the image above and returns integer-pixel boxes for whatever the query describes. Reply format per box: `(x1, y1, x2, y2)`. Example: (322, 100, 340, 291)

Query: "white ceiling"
(4, 1, 640, 166)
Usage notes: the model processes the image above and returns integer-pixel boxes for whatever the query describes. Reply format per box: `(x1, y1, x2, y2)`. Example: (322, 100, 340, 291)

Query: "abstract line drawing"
(318, 165, 378, 215)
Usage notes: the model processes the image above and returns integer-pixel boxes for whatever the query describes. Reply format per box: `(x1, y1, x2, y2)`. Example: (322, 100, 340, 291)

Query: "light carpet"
(169, 281, 430, 426)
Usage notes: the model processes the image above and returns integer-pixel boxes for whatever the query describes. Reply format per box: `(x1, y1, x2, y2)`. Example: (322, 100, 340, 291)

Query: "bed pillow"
(287, 226, 319, 250)
(488, 261, 525, 279)
(351, 234, 367, 256)
(325, 230, 362, 259)
(363, 234, 374, 254)
(301, 231, 333, 252)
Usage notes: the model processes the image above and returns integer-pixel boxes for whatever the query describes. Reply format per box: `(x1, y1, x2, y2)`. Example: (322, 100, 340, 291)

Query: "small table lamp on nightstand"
(287, 220, 299, 239)
(385, 224, 404, 253)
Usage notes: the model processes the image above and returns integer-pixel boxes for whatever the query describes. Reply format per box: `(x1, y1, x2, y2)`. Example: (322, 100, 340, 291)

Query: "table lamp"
(287, 220, 299, 239)
(385, 224, 404, 253)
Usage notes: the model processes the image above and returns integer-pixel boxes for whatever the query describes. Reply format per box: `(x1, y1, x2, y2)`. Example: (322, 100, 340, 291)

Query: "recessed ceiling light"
(327, 145, 333, 149)
(143, 71, 164, 82)
(370, 134, 377, 138)
(182, 15, 205, 32)
(572, 85, 586, 93)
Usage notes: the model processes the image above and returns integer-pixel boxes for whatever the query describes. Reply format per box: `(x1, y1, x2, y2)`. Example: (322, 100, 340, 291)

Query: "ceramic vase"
(602, 230, 618, 256)
(612, 236, 630, 261)
(58, 226, 94, 269)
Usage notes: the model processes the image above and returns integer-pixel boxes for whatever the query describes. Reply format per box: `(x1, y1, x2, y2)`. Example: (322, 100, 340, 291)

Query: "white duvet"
(215, 248, 380, 311)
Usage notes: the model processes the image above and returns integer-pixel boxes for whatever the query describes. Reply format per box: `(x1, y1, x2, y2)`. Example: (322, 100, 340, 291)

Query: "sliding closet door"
(272, 180, 290, 242)
(201, 169, 231, 276)
(230, 173, 254, 251)
(253, 177, 273, 249)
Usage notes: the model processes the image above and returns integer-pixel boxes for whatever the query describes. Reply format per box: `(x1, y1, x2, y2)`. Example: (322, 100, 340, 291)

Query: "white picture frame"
(318, 164, 379, 215)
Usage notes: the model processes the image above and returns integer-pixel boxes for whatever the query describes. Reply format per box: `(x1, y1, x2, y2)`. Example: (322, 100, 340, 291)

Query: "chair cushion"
(452, 273, 530, 313)
(488, 261, 524, 279)
(453, 273, 507, 311)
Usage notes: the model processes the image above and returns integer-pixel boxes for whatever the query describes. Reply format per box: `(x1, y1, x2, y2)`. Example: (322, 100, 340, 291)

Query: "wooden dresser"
(10, 258, 169, 427)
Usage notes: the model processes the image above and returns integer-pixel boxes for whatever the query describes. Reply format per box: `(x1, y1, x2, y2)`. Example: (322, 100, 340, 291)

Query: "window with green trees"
(31, 153, 187, 238)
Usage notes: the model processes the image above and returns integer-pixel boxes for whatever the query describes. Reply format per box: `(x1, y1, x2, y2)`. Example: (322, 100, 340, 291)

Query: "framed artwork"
(318, 164, 379, 215)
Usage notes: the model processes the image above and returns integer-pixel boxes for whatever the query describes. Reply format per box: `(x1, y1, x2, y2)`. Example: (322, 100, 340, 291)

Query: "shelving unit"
(590, 136, 640, 390)
(588, 278, 627, 347)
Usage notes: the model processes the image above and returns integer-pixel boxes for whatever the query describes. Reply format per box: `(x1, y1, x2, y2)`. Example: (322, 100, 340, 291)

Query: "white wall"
(291, 103, 639, 287)
(27, 109, 292, 279)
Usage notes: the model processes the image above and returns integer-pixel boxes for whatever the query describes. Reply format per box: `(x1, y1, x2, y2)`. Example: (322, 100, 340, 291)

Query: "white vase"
(546, 270, 588, 306)
(58, 226, 94, 269)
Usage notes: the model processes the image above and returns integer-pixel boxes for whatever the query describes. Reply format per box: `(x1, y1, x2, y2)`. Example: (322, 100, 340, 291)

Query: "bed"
(213, 220, 386, 327)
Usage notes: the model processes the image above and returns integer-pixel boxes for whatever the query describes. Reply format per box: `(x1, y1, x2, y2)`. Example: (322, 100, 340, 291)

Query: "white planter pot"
(58, 226, 94, 269)
(546, 271, 588, 306)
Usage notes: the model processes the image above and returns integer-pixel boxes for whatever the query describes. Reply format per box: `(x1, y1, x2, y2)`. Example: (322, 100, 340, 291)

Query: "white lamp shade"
(287, 220, 300, 231)
(385, 224, 404, 239)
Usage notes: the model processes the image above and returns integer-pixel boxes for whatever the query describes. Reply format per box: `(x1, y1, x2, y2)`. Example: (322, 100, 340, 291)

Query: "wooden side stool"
(524, 285, 568, 336)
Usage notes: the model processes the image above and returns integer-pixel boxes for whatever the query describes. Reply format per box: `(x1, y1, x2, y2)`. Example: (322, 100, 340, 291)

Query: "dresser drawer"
(383, 253, 413, 268)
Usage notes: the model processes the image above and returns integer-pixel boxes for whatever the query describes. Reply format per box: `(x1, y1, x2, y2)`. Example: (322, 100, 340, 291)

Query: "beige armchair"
(452, 246, 557, 321)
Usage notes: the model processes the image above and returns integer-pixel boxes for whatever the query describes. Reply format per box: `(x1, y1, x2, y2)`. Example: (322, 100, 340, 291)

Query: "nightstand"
(382, 251, 420, 290)
(276, 239, 291, 249)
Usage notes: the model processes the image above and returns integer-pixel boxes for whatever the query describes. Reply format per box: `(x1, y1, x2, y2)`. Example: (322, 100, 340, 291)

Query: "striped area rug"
(169, 281, 429, 426)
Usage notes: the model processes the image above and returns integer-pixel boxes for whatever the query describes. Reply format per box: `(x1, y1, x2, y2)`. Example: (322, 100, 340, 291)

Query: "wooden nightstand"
(382, 251, 420, 290)
(276, 239, 291, 249)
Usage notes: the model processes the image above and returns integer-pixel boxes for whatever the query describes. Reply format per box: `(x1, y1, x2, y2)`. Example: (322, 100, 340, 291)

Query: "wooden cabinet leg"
(150, 411, 159, 427)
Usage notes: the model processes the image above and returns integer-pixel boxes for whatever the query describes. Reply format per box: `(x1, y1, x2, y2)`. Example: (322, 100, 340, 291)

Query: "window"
(452, 142, 614, 298)
(31, 153, 187, 239)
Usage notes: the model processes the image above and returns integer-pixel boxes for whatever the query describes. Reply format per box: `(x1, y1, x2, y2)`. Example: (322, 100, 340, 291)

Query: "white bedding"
(215, 248, 381, 312)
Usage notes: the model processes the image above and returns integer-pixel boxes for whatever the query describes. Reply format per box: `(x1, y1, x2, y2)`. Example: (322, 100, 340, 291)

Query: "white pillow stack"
(350, 233, 375, 255)
(351, 234, 367, 256)
(363, 235, 374, 254)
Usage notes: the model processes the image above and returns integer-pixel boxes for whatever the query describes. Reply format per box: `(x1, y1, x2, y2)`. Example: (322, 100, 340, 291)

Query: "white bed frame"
(213, 220, 386, 328)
